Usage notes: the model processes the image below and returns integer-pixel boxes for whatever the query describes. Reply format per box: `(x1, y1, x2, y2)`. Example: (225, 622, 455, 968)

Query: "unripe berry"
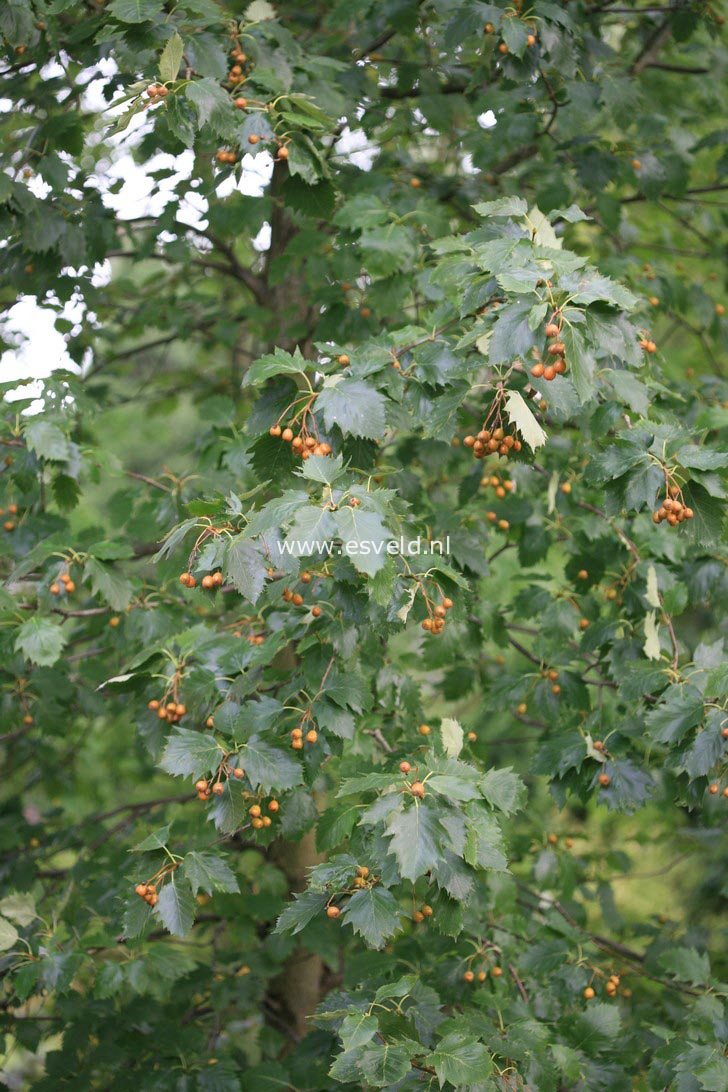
(410, 781, 425, 798)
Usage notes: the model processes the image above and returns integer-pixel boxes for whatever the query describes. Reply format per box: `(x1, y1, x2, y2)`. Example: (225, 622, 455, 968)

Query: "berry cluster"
(420, 590, 454, 636)
(134, 882, 159, 907)
(149, 698, 187, 724)
(201, 571, 224, 590)
(584, 973, 623, 1000)
(639, 335, 657, 353)
(653, 482, 694, 527)
(1, 502, 18, 531)
(50, 571, 75, 595)
(531, 312, 568, 381)
(411, 903, 433, 924)
(145, 83, 168, 102)
(480, 472, 515, 498)
(290, 709, 319, 749)
(248, 800, 278, 829)
(463, 959, 503, 983)
(325, 865, 375, 920)
(464, 427, 521, 460)
(282, 576, 322, 618)
(268, 392, 331, 460)
(398, 761, 426, 797)
(134, 860, 181, 908)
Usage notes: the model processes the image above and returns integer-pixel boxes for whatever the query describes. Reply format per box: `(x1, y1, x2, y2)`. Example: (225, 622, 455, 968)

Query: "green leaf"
(341, 887, 403, 949)
(240, 736, 304, 792)
(109, 0, 163, 21)
(224, 536, 268, 603)
(133, 825, 171, 852)
(426, 1032, 492, 1087)
(0, 893, 36, 927)
(659, 947, 710, 985)
(185, 78, 232, 127)
(316, 801, 360, 851)
(317, 379, 386, 439)
(159, 31, 184, 83)
(479, 767, 526, 814)
(24, 420, 70, 461)
(275, 890, 325, 936)
(645, 685, 704, 745)
(384, 803, 442, 881)
(182, 852, 239, 895)
(474, 196, 528, 218)
(247, 346, 309, 384)
(84, 557, 133, 611)
(358, 1042, 412, 1087)
(0, 917, 19, 951)
(338, 1011, 379, 1052)
(153, 876, 196, 936)
(300, 453, 344, 485)
(333, 507, 390, 576)
(504, 389, 547, 450)
(159, 730, 221, 779)
(15, 616, 68, 667)
(440, 717, 463, 758)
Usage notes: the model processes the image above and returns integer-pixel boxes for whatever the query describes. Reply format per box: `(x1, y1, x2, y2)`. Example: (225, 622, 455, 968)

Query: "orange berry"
(50, 583, 60, 595)
(410, 781, 425, 798)
(463, 970, 475, 982)
(708, 783, 719, 795)
(584, 987, 595, 999)
(399, 761, 411, 774)
(268, 799, 279, 812)
(326, 905, 340, 919)
(492, 966, 502, 977)
(418, 724, 430, 736)
(598, 773, 611, 787)
(305, 729, 318, 744)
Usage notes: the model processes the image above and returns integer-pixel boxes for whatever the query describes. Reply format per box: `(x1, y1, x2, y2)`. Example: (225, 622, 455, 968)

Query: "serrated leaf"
(182, 851, 239, 895)
(426, 1032, 492, 1087)
(300, 454, 344, 485)
(275, 889, 325, 936)
(240, 736, 304, 792)
(159, 31, 183, 83)
(643, 611, 661, 660)
(133, 825, 171, 852)
(224, 536, 268, 603)
(0, 917, 19, 951)
(0, 893, 36, 927)
(159, 730, 221, 779)
(153, 876, 196, 937)
(317, 379, 386, 439)
(359, 1041, 412, 1087)
(645, 685, 704, 745)
(384, 803, 442, 881)
(341, 887, 403, 949)
(109, 0, 163, 21)
(440, 717, 463, 758)
(338, 1011, 379, 1052)
(185, 78, 232, 127)
(84, 557, 133, 611)
(247, 346, 309, 384)
(15, 616, 68, 667)
(659, 947, 710, 985)
(333, 507, 390, 576)
(504, 389, 547, 450)
(24, 420, 70, 461)
(479, 767, 525, 814)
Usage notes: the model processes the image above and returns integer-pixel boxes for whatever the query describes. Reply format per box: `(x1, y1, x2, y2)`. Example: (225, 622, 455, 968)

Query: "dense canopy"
(0, 1, 727, 1089)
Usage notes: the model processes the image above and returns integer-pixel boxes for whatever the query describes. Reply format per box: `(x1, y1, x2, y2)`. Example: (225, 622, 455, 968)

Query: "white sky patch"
(477, 110, 497, 129)
(335, 126, 378, 170)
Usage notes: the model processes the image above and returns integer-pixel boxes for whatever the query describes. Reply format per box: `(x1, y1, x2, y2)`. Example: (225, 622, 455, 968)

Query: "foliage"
(0, 0, 727, 1089)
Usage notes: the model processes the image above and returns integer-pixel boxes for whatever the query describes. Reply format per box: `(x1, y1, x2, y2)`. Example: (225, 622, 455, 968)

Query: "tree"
(0, 0, 726, 1088)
